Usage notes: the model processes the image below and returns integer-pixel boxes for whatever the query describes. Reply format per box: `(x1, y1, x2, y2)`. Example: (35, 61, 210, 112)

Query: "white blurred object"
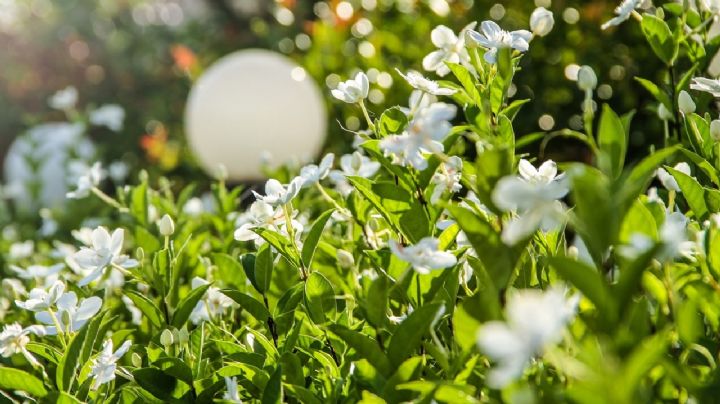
(185, 49, 327, 181)
(4, 123, 95, 211)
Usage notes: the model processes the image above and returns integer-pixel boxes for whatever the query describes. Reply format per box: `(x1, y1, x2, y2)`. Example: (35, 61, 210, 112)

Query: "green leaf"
(261, 366, 283, 404)
(377, 106, 408, 137)
(634, 77, 673, 110)
(130, 180, 148, 225)
(132, 367, 177, 400)
(301, 209, 334, 268)
(548, 257, 616, 324)
(447, 205, 521, 289)
(254, 228, 301, 268)
(171, 283, 211, 328)
(387, 302, 443, 367)
(641, 14, 678, 65)
(0, 367, 47, 397)
(666, 166, 708, 219)
(241, 253, 260, 292)
(614, 247, 659, 314)
(126, 290, 165, 328)
(304, 272, 336, 325)
(285, 385, 322, 404)
(597, 104, 627, 179)
(57, 311, 107, 392)
(365, 276, 389, 328)
(327, 324, 392, 377)
(254, 244, 273, 294)
(446, 62, 480, 104)
(212, 252, 245, 289)
(679, 148, 720, 187)
(221, 289, 272, 324)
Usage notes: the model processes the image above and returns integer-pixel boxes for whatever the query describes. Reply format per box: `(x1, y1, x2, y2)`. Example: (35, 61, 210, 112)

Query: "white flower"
(88, 339, 131, 390)
(331, 72, 369, 103)
(224, 376, 243, 403)
(121, 296, 142, 325)
(48, 86, 78, 111)
(89, 104, 125, 132)
(189, 277, 234, 325)
(252, 177, 303, 206)
(0, 323, 45, 367)
(658, 103, 673, 121)
(700, 0, 720, 13)
(329, 152, 381, 196)
(379, 103, 456, 170)
(35, 292, 102, 335)
(15, 280, 66, 312)
(656, 162, 692, 192)
(400, 90, 437, 117)
(477, 288, 578, 388)
(430, 156, 463, 203)
(299, 153, 335, 188)
(108, 161, 129, 183)
(601, 0, 643, 30)
(396, 70, 456, 96)
(530, 7, 554, 37)
(9, 241, 34, 260)
(492, 159, 568, 245)
(183, 197, 206, 217)
(9, 263, 64, 282)
(66, 162, 104, 199)
(678, 90, 696, 114)
(660, 211, 696, 261)
(466, 21, 532, 64)
(423, 23, 476, 76)
(389, 237, 457, 274)
(234, 200, 303, 244)
(72, 227, 139, 287)
(690, 77, 720, 97)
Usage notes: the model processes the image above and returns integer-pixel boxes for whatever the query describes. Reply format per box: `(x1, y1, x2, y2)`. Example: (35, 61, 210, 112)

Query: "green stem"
(359, 99, 377, 135)
(91, 187, 128, 212)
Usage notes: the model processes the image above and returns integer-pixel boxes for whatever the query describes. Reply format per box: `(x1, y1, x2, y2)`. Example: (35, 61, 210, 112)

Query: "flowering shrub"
(4, 2, 720, 403)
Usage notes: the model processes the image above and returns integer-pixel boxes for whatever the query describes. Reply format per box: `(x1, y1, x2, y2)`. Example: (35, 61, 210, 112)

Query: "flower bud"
(160, 329, 174, 347)
(337, 249, 355, 269)
(678, 90, 696, 114)
(530, 7, 554, 37)
(712, 120, 720, 141)
(657, 103, 673, 121)
(158, 214, 175, 236)
(131, 352, 143, 368)
(577, 66, 597, 91)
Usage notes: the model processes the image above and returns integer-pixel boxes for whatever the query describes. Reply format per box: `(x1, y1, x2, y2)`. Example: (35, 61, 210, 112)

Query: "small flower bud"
(160, 329, 174, 347)
(216, 164, 228, 181)
(711, 119, 720, 141)
(177, 328, 189, 345)
(657, 103, 673, 121)
(678, 90, 696, 114)
(530, 7, 554, 37)
(337, 249, 355, 269)
(131, 352, 143, 368)
(577, 66, 597, 92)
(158, 214, 175, 236)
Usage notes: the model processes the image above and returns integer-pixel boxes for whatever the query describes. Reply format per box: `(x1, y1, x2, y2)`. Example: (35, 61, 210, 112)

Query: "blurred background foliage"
(0, 0, 669, 179)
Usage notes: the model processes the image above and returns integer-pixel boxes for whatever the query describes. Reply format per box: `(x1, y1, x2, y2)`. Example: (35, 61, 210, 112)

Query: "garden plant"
(4, 1, 720, 403)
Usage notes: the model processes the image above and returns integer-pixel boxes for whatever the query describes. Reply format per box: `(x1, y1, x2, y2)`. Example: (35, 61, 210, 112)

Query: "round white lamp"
(185, 49, 327, 181)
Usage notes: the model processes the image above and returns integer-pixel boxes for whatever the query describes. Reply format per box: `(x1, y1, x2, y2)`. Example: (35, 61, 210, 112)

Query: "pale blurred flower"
(691, 77, 720, 97)
(224, 377, 243, 403)
(8, 241, 34, 260)
(430, 156, 463, 203)
(477, 288, 578, 388)
(9, 263, 64, 283)
(15, 280, 66, 312)
(252, 177, 303, 206)
(108, 161, 129, 183)
(329, 152, 381, 196)
(0, 323, 45, 367)
(66, 162, 104, 199)
(89, 104, 125, 132)
(48, 86, 78, 111)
